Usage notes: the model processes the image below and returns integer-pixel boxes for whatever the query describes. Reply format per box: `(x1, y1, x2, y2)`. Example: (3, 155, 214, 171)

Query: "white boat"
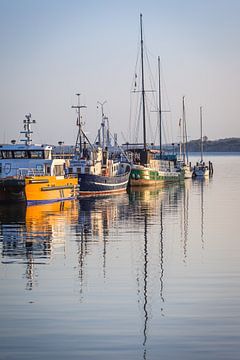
(193, 106, 211, 178)
(0, 114, 79, 204)
(193, 161, 210, 177)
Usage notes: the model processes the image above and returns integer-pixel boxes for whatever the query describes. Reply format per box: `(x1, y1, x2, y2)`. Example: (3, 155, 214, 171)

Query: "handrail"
(16, 168, 44, 178)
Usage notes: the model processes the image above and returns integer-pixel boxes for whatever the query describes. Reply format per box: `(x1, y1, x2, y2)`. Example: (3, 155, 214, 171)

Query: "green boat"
(129, 149, 184, 187)
(129, 15, 184, 187)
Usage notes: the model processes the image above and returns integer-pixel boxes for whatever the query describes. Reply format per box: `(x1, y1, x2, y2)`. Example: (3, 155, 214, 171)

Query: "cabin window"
(46, 165, 51, 175)
(1, 150, 13, 159)
(13, 150, 28, 159)
(77, 168, 81, 174)
(29, 150, 44, 159)
(68, 167, 73, 174)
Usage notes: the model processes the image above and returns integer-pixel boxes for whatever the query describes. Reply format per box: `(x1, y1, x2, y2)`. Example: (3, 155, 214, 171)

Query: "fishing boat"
(177, 96, 193, 178)
(129, 15, 184, 187)
(0, 114, 79, 204)
(68, 95, 131, 196)
(193, 107, 212, 177)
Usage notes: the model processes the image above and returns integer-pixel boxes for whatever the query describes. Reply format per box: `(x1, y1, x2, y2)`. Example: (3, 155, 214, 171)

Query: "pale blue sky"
(0, 0, 240, 145)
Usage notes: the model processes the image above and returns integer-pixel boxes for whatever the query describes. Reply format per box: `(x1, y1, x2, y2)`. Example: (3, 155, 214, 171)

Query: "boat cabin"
(0, 113, 68, 179)
(0, 143, 67, 178)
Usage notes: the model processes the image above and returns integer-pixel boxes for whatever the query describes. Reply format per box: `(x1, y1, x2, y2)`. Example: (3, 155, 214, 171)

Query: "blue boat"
(68, 95, 131, 196)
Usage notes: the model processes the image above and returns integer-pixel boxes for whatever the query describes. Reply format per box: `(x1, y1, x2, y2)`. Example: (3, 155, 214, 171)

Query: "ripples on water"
(0, 154, 240, 360)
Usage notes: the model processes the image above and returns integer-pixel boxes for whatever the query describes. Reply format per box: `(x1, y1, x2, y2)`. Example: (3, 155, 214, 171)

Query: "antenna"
(20, 113, 36, 146)
(97, 100, 108, 148)
(72, 93, 87, 155)
(97, 100, 107, 118)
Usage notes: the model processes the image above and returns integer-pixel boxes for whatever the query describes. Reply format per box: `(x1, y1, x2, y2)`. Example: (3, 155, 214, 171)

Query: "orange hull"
(0, 176, 79, 205)
(25, 176, 79, 204)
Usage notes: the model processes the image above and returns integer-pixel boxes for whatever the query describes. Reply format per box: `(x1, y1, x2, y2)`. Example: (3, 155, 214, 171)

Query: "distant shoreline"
(186, 138, 240, 152)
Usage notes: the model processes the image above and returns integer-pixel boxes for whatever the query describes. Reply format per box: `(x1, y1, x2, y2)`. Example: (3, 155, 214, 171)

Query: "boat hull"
(78, 172, 130, 196)
(193, 165, 209, 177)
(0, 176, 79, 205)
(129, 166, 183, 186)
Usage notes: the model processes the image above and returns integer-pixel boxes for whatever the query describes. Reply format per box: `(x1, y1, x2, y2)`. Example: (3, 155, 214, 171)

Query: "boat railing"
(16, 168, 45, 178)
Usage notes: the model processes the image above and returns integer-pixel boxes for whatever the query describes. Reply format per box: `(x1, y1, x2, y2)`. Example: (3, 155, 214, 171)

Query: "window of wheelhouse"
(29, 150, 44, 159)
(1, 150, 13, 158)
(13, 150, 28, 158)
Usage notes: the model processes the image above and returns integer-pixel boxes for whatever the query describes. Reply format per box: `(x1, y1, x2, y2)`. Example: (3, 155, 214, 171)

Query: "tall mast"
(158, 56, 162, 158)
(184, 97, 189, 163)
(182, 96, 186, 163)
(200, 106, 203, 162)
(140, 13, 147, 151)
(72, 93, 87, 155)
(179, 117, 182, 160)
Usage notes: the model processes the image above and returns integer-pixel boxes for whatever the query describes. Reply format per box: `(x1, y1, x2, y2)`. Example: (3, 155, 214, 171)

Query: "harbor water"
(0, 154, 240, 360)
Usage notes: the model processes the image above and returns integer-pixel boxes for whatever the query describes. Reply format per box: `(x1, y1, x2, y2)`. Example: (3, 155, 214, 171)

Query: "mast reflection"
(128, 184, 185, 359)
(159, 202, 164, 308)
(179, 180, 191, 263)
(192, 177, 210, 249)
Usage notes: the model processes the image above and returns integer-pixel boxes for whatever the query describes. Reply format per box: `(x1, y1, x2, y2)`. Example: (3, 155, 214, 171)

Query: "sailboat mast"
(184, 102, 189, 164)
(200, 106, 203, 162)
(158, 56, 162, 159)
(179, 118, 182, 160)
(140, 13, 147, 151)
(182, 96, 186, 163)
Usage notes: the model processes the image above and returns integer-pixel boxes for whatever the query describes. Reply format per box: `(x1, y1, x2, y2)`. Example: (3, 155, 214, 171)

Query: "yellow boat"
(0, 175, 79, 205)
(0, 113, 79, 204)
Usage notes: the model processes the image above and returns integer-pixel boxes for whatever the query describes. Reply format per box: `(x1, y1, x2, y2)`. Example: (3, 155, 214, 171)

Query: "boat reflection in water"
(76, 193, 130, 238)
(73, 193, 130, 293)
(0, 201, 79, 290)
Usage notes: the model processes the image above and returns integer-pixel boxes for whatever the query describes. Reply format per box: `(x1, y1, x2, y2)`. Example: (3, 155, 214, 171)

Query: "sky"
(0, 0, 240, 146)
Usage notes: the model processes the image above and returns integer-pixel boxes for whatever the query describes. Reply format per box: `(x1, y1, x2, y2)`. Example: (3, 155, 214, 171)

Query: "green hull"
(129, 166, 183, 186)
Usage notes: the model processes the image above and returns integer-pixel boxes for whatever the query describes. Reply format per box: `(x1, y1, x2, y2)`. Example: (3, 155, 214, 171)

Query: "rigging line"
(129, 92, 133, 143)
(135, 99, 142, 143)
(131, 46, 141, 91)
(145, 97, 154, 143)
(144, 48, 158, 107)
(130, 60, 142, 143)
(107, 129, 131, 161)
(153, 119, 158, 145)
(132, 81, 142, 143)
(161, 66, 174, 144)
(141, 51, 158, 145)
(162, 121, 168, 146)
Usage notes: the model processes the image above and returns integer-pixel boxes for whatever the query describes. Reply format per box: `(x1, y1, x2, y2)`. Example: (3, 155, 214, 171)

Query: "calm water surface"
(1, 154, 240, 360)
